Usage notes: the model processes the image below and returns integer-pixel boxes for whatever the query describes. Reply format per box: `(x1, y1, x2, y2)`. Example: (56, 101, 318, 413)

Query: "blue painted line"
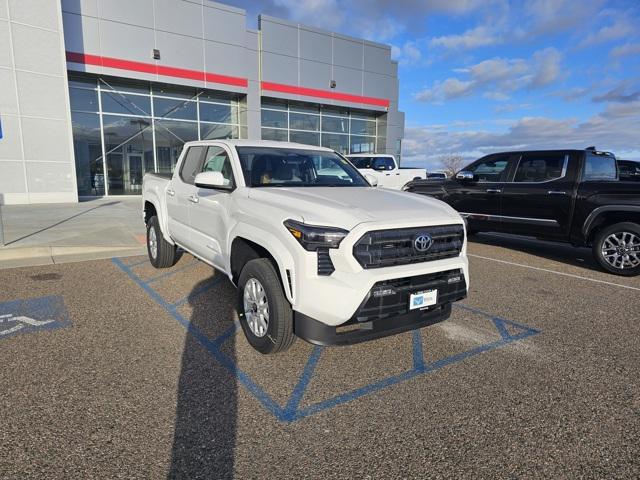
(147, 261, 199, 284)
(282, 345, 323, 421)
(127, 258, 150, 267)
(411, 329, 426, 372)
(112, 257, 286, 419)
(212, 321, 241, 347)
(455, 303, 541, 340)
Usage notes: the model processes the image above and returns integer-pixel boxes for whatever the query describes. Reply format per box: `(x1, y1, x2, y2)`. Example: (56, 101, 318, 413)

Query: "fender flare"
(144, 194, 174, 245)
(228, 224, 297, 304)
(582, 205, 640, 237)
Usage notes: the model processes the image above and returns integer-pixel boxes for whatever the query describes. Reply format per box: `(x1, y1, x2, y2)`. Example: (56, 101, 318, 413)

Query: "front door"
(501, 152, 575, 238)
(371, 156, 398, 188)
(446, 154, 515, 232)
(166, 145, 204, 246)
(189, 145, 237, 270)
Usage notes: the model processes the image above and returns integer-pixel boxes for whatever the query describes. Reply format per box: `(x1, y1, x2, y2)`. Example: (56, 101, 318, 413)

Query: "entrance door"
(125, 153, 143, 194)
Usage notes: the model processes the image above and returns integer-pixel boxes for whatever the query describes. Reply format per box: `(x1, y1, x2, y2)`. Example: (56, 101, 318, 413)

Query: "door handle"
(395, 173, 400, 175)
(547, 190, 567, 195)
(167, 188, 175, 197)
(486, 188, 502, 193)
(188, 195, 199, 204)
(385, 173, 391, 176)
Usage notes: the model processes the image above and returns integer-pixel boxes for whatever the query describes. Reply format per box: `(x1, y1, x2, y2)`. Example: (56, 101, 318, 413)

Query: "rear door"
(446, 153, 515, 232)
(166, 145, 204, 246)
(500, 152, 575, 238)
(372, 156, 399, 188)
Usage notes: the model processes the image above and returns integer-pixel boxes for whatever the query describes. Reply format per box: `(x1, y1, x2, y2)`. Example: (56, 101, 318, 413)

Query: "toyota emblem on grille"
(414, 234, 433, 252)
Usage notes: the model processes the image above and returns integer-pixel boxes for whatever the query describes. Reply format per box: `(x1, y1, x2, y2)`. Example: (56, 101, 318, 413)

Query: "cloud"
(610, 43, 640, 58)
(579, 15, 634, 47)
(414, 48, 562, 103)
(518, 0, 603, 39)
(430, 26, 499, 50)
(401, 102, 640, 166)
(592, 82, 640, 103)
(391, 41, 422, 65)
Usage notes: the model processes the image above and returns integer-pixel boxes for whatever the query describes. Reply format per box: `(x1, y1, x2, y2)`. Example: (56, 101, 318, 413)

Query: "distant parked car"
(426, 172, 447, 180)
(403, 147, 640, 276)
(618, 159, 640, 181)
(347, 154, 425, 189)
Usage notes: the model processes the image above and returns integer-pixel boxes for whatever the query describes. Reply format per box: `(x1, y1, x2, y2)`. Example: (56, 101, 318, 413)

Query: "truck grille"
(353, 224, 464, 269)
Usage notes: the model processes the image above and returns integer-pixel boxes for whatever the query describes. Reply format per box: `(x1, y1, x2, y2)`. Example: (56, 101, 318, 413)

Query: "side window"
(202, 146, 235, 187)
(514, 154, 567, 182)
(372, 157, 395, 170)
(179, 146, 205, 185)
(468, 156, 510, 182)
(583, 154, 617, 181)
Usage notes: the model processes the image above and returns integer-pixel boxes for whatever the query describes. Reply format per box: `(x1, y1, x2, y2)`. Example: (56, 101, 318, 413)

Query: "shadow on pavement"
(470, 233, 602, 272)
(169, 276, 238, 479)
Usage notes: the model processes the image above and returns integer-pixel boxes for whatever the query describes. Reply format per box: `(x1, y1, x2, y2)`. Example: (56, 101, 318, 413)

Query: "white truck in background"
(142, 140, 468, 354)
(347, 154, 426, 190)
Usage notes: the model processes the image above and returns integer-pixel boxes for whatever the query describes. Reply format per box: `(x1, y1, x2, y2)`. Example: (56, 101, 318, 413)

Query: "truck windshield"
(236, 147, 369, 187)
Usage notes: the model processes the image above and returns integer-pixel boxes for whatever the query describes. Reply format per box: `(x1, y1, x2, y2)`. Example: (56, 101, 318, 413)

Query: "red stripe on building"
(66, 51, 248, 88)
(261, 81, 390, 108)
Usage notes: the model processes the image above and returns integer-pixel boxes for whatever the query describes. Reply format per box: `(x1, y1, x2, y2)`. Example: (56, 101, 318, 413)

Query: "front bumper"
(294, 268, 467, 345)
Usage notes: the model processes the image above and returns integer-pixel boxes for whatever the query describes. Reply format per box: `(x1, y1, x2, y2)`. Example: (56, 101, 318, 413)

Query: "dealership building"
(0, 0, 404, 204)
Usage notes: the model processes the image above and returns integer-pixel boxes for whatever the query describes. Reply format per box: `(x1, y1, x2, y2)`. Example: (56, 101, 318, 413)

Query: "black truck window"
(513, 154, 566, 182)
(468, 156, 510, 182)
(583, 153, 617, 181)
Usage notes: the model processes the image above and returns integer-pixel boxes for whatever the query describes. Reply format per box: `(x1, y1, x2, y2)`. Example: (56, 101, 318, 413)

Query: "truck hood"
(246, 187, 460, 229)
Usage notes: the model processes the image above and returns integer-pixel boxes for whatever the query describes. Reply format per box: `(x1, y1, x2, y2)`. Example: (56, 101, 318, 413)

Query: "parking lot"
(1, 235, 639, 479)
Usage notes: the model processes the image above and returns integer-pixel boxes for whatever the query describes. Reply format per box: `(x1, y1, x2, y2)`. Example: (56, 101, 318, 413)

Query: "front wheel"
(593, 222, 640, 276)
(147, 216, 181, 268)
(237, 258, 295, 354)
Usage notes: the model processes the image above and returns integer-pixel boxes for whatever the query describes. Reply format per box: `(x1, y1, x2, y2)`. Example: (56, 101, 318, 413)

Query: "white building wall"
(0, 0, 77, 205)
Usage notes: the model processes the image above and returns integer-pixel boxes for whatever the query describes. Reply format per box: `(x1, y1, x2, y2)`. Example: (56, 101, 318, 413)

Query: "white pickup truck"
(142, 140, 468, 354)
(347, 154, 426, 190)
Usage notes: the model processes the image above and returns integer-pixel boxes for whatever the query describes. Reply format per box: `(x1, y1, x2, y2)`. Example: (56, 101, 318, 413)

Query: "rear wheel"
(593, 222, 640, 276)
(237, 258, 295, 354)
(147, 216, 181, 268)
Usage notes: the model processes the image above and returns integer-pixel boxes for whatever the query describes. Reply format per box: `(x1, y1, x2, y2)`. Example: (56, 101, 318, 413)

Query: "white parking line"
(469, 253, 640, 292)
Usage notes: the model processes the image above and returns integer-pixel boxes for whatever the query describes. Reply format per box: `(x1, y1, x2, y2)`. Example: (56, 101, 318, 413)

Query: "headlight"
(284, 219, 348, 251)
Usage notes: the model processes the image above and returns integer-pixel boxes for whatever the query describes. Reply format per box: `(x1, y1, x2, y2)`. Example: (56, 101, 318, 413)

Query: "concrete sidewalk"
(0, 198, 146, 269)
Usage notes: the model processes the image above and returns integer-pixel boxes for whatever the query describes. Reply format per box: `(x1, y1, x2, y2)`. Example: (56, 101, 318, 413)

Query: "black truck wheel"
(147, 216, 181, 268)
(238, 258, 295, 354)
(593, 222, 640, 276)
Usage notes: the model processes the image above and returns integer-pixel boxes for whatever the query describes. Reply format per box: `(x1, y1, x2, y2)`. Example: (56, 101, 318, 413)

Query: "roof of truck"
(346, 153, 395, 158)
(183, 139, 335, 152)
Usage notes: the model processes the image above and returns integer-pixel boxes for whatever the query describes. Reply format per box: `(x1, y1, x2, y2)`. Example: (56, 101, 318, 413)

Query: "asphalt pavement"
(1, 235, 639, 479)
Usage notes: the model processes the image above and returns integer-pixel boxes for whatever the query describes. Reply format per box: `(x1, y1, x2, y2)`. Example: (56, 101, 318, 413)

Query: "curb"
(0, 245, 147, 269)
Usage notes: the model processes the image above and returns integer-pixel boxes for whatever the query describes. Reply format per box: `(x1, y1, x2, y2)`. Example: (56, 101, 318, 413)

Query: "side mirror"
(456, 171, 475, 182)
(194, 171, 231, 190)
(364, 173, 378, 186)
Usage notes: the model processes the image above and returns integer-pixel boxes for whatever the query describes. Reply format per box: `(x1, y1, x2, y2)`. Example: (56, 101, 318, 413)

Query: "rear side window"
(180, 146, 205, 184)
(351, 157, 372, 168)
(372, 157, 395, 170)
(583, 153, 617, 181)
(514, 154, 567, 182)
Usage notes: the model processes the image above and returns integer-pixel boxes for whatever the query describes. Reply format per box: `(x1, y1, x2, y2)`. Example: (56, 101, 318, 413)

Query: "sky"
(225, 0, 640, 169)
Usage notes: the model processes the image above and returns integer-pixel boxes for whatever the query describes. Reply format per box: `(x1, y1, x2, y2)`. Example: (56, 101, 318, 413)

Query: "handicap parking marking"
(0, 296, 71, 339)
(113, 257, 542, 423)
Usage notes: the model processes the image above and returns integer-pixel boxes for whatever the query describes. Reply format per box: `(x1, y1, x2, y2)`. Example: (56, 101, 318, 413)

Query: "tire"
(592, 222, 640, 276)
(147, 216, 181, 269)
(237, 258, 295, 354)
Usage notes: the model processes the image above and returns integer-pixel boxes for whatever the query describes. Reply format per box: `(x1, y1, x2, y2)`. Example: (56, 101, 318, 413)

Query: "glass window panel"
(99, 77, 149, 95)
(200, 91, 236, 104)
(200, 102, 237, 124)
(376, 136, 386, 153)
(68, 76, 97, 89)
(261, 109, 288, 128)
(350, 118, 376, 136)
(102, 115, 154, 195)
(290, 112, 319, 131)
(154, 120, 198, 174)
(261, 97, 288, 110)
(179, 146, 205, 184)
(200, 123, 238, 140)
(323, 106, 350, 116)
(584, 153, 617, 181)
(290, 130, 320, 146)
(468, 156, 510, 182)
(153, 97, 197, 120)
(289, 101, 320, 113)
(69, 87, 99, 112)
(202, 146, 235, 187)
(153, 83, 198, 99)
(351, 110, 377, 120)
(514, 154, 566, 182)
(71, 112, 104, 196)
(101, 91, 151, 116)
(321, 133, 349, 154)
(321, 115, 349, 134)
(261, 128, 288, 142)
(350, 136, 376, 154)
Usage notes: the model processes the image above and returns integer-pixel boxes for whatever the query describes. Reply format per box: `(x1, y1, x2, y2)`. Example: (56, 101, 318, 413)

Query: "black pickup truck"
(403, 148, 640, 276)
